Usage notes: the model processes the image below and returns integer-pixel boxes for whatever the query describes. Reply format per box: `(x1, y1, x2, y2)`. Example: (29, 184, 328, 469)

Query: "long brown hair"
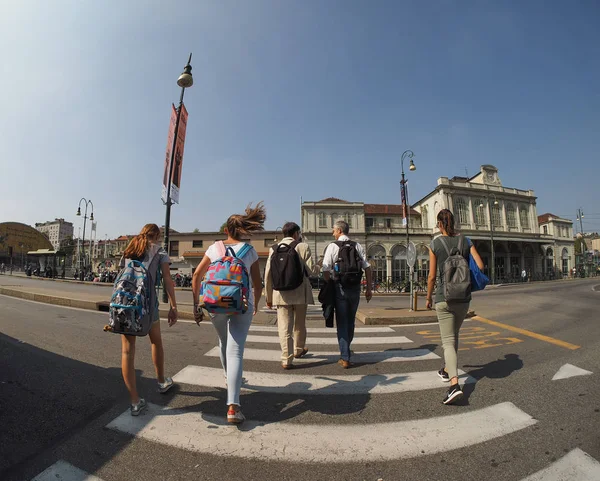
(226, 202, 266, 240)
(437, 209, 457, 236)
(124, 224, 161, 259)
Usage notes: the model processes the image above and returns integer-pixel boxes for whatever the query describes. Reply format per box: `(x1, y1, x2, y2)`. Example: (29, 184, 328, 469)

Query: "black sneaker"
(442, 385, 463, 405)
(437, 368, 450, 382)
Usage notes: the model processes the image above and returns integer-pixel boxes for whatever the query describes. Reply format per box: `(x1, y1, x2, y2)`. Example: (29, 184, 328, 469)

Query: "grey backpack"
(439, 235, 471, 303)
(105, 248, 161, 336)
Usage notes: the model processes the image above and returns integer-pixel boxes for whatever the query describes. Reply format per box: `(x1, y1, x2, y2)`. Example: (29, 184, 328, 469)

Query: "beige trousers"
(276, 304, 308, 364)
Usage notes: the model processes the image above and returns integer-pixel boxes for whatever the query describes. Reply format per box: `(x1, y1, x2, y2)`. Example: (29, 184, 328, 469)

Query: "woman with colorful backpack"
(118, 224, 179, 416)
(192, 203, 265, 424)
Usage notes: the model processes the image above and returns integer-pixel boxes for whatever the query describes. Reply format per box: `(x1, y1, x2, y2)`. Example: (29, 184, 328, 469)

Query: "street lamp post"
(480, 195, 498, 284)
(76, 198, 94, 281)
(163, 54, 194, 303)
(400, 150, 416, 307)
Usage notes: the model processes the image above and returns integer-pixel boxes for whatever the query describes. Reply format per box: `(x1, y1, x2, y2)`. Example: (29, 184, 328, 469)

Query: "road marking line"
(520, 448, 600, 480)
(249, 326, 395, 333)
(173, 365, 473, 394)
(107, 401, 535, 463)
(552, 363, 593, 380)
(31, 460, 105, 481)
(205, 347, 440, 363)
(246, 335, 413, 345)
(472, 316, 581, 350)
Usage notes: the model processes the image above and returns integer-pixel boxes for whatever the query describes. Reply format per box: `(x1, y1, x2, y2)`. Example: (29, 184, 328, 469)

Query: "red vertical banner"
(161, 105, 177, 203)
(170, 103, 188, 204)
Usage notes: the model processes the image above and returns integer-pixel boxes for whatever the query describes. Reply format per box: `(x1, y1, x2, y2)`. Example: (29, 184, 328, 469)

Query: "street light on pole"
(76, 198, 94, 281)
(400, 150, 416, 308)
(479, 195, 499, 284)
(162, 54, 194, 303)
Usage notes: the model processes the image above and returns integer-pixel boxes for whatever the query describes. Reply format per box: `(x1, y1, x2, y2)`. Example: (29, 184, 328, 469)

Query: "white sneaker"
(227, 408, 245, 425)
(158, 377, 175, 394)
(130, 398, 147, 416)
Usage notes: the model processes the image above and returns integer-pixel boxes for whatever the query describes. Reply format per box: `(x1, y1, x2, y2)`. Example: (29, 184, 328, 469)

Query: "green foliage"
(193, 228, 200, 233)
(219, 222, 227, 234)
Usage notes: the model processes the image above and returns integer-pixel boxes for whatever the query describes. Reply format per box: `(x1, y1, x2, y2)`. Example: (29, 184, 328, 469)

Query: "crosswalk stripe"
(245, 335, 413, 345)
(106, 401, 535, 462)
(205, 347, 440, 363)
(520, 448, 600, 480)
(249, 326, 395, 333)
(31, 460, 104, 481)
(172, 365, 473, 394)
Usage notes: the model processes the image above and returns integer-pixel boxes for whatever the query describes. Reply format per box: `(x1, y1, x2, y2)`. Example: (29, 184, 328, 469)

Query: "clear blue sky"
(1, 0, 599, 238)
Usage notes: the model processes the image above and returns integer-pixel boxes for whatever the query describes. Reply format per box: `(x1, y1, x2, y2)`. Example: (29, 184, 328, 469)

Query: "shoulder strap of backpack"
(288, 240, 300, 251)
(236, 243, 253, 259)
(438, 236, 452, 257)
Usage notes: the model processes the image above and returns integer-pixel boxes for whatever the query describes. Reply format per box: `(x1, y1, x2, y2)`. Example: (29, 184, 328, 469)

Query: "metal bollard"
(413, 289, 418, 311)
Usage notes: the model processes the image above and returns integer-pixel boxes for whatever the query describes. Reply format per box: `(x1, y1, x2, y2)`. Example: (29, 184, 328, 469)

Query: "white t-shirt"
(205, 241, 259, 307)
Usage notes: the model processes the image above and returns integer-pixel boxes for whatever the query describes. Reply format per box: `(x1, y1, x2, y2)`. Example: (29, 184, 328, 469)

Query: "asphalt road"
(1, 278, 599, 480)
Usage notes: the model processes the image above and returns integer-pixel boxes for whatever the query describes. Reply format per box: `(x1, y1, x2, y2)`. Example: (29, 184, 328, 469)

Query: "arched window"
(318, 212, 327, 228)
(491, 203, 502, 228)
(474, 198, 486, 226)
(506, 203, 517, 228)
(519, 205, 530, 229)
(391, 244, 407, 282)
(421, 206, 429, 229)
(454, 197, 470, 226)
(368, 245, 387, 282)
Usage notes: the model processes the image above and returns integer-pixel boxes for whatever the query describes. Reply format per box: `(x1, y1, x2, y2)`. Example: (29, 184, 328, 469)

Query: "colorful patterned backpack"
(200, 241, 252, 315)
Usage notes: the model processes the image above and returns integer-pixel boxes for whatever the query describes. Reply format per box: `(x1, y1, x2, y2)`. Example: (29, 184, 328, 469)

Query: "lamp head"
(494, 200, 499, 205)
(409, 159, 416, 171)
(177, 60, 193, 88)
(90, 213, 94, 221)
(76, 207, 81, 216)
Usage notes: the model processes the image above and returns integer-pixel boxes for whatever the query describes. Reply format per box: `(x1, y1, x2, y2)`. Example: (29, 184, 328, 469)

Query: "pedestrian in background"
(427, 209, 484, 405)
(265, 221, 318, 370)
(192, 203, 265, 424)
(119, 224, 178, 416)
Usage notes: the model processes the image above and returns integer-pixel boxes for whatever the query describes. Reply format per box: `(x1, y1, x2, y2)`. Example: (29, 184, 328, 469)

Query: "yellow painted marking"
(472, 316, 581, 350)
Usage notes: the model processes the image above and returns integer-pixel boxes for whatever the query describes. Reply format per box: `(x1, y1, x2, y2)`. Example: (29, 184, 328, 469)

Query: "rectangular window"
(543, 226, 548, 235)
(366, 218, 374, 228)
(318, 213, 327, 228)
(169, 241, 179, 257)
(386, 218, 392, 228)
(192, 240, 203, 248)
(264, 239, 276, 247)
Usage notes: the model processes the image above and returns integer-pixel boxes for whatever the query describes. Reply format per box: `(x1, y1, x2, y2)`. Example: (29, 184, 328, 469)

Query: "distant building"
(35, 218, 74, 251)
(301, 165, 575, 282)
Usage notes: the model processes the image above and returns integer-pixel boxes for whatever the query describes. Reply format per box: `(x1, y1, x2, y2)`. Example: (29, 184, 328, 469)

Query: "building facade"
(301, 165, 575, 283)
(35, 218, 74, 251)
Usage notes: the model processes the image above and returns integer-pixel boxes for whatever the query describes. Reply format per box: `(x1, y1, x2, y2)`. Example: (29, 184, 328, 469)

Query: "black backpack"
(334, 240, 363, 287)
(270, 240, 305, 291)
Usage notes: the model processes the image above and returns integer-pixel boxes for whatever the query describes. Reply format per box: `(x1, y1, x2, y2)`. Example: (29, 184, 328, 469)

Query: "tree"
(575, 236, 587, 255)
(193, 228, 200, 233)
(219, 222, 227, 234)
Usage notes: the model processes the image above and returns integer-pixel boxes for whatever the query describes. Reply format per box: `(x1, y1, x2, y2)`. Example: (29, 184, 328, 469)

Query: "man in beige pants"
(265, 222, 318, 369)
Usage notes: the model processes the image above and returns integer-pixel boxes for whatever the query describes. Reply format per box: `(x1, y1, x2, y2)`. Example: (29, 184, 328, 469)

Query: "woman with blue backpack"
(192, 203, 265, 424)
(426, 209, 485, 405)
(118, 224, 179, 416)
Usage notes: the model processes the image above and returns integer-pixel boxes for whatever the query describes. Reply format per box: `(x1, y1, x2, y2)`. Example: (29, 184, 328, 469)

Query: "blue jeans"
(334, 283, 361, 361)
(211, 309, 253, 406)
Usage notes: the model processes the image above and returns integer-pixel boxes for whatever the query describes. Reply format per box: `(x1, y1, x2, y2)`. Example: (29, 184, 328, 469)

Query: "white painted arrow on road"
(107, 402, 536, 463)
(173, 365, 474, 395)
(552, 363, 593, 381)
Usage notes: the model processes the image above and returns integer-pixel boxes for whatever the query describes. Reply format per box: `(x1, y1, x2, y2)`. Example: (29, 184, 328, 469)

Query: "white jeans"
(211, 309, 253, 406)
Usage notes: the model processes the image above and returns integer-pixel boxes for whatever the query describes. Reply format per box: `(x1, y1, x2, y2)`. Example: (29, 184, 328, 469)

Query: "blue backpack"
(199, 241, 253, 315)
(105, 249, 160, 336)
(470, 254, 489, 292)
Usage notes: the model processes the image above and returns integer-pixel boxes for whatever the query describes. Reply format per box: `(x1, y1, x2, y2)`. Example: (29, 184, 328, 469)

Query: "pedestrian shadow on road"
(459, 354, 524, 405)
(175, 373, 401, 430)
